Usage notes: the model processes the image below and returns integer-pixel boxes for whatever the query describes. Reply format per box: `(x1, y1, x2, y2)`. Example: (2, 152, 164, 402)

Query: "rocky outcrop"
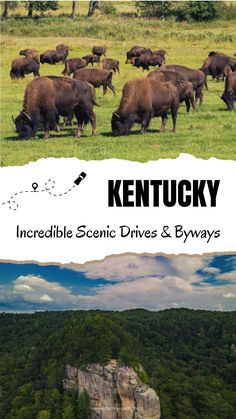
(63, 359, 160, 419)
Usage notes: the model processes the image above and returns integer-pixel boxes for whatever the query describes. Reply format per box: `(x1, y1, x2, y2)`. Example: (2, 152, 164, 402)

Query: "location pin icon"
(32, 182, 38, 192)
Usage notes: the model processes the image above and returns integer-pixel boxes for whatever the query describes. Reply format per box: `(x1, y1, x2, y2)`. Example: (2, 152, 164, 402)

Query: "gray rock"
(63, 359, 160, 419)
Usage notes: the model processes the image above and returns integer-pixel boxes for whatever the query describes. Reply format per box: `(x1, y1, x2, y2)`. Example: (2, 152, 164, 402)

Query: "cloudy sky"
(0, 254, 235, 312)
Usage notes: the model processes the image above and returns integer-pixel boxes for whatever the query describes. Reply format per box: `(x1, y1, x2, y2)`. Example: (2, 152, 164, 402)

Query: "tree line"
(1, 1, 225, 21)
(1, 1, 101, 20)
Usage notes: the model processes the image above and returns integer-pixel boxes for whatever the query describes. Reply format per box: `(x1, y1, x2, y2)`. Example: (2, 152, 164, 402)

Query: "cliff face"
(63, 359, 161, 419)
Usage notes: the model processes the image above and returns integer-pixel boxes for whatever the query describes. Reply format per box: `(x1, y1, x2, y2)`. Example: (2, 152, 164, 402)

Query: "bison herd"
(9, 43, 236, 140)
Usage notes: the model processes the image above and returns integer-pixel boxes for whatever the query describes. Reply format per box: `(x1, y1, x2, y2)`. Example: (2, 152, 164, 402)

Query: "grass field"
(1, 1, 236, 166)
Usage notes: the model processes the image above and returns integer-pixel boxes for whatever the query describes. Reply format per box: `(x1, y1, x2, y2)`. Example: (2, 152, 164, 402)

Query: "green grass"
(1, 7, 236, 166)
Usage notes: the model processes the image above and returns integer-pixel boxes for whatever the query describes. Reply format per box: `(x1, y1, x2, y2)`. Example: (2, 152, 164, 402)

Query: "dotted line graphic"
(1, 172, 86, 211)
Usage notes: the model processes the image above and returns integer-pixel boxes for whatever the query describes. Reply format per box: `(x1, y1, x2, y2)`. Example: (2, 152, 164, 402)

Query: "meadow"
(1, 1, 236, 166)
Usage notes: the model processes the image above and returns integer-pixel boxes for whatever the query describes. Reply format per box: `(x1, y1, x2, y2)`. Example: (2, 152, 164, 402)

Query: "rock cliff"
(63, 359, 161, 419)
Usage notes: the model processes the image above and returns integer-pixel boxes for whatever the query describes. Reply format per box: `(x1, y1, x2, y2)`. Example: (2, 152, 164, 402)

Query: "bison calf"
(83, 54, 100, 66)
(74, 68, 115, 96)
(102, 58, 120, 74)
(62, 58, 87, 76)
(111, 78, 180, 136)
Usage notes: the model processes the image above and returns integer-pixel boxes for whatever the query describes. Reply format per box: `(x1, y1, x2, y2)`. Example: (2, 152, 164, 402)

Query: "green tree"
(77, 391, 91, 419)
(175, 1, 220, 22)
(36, 411, 51, 419)
(135, 1, 175, 19)
(25, 1, 59, 18)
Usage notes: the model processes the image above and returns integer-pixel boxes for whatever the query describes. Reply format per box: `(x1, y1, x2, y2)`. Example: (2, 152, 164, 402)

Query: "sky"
(0, 254, 235, 312)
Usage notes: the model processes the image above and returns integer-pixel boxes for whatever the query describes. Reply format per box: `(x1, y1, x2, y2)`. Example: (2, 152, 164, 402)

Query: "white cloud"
(223, 293, 235, 299)
(40, 294, 54, 302)
(216, 271, 236, 281)
(12, 275, 78, 306)
(68, 254, 213, 285)
(202, 267, 221, 274)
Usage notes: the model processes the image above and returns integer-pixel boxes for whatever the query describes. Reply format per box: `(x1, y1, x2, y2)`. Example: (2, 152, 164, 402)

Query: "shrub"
(175, 1, 220, 22)
(101, 2, 116, 15)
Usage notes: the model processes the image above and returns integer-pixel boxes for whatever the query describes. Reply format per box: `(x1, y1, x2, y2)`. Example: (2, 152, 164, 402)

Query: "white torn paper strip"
(0, 154, 235, 264)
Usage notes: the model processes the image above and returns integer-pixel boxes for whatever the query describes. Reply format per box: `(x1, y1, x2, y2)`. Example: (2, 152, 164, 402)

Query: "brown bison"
(56, 44, 70, 63)
(221, 72, 236, 110)
(40, 50, 61, 65)
(160, 65, 206, 104)
(74, 68, 115, 96)
(13, 76, 97, 139)
(131, 52, 165, 71)
(92, 46, 106, 57)
(102, 58, 120, 74)
(148, 69, 195, 112)
(201, 53, 236, 80)
(126, 46, 152, 63)
(10, 56, 40, 79)
(223, 66, 233, 78)
(111, 78, 180, 136)
(152, 49, 167, 61)
(82, 54, 100, 66)
(20, 48, 40, 61)
(62, 58, 87, 76)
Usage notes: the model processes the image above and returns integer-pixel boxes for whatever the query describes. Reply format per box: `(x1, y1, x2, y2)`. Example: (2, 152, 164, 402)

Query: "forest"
(0, 308, 236, 418)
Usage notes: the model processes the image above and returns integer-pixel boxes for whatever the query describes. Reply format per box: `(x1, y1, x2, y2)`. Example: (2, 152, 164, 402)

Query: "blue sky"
(0, 254, 235, 312)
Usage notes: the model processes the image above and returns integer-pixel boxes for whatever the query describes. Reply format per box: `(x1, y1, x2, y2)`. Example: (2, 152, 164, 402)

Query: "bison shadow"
(101, 128, 166, 137)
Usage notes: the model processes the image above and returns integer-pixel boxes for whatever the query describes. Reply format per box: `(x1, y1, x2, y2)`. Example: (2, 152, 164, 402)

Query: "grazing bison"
(152, 49, 167, 61)
(74, 68, 115, 96)
(221, 72, 236, 110)
(20, 48, 40, 61)
(148, 70, 195, 112)
(40, 50, 61, 65)
(126, 46, 152, 63)
(102, 58, 120, 74)
(131, 52, 165, 71)
(62, 58, 87, 76)
(56, 44, 70, 63)
(82, 54, 100, 66)
(92, 46, 106, 57)
(111, 78, 180, 136)
(160, 65, 206, 104)
(201, 53, 236, 80)
(13, 76, 97, 139)
(10, 56, 40, 79)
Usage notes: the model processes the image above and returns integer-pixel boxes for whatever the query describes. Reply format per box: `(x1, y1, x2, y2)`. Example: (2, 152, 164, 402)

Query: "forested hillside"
(0, 309, 236, 418)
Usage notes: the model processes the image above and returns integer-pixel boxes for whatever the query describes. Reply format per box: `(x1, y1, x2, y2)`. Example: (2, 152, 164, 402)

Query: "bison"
(201, 53, 236, 81)
(40, 50, 61, 65)
(221, 72, 236, 110)
(111, 77, 180, 136)
(20, 48, 40, 61)
(10, 56, 40, 79)
(62, 58, 87, 76)
(82, 54, 100, 66)
(160, 65, 206, 104)
(131, 52, 165, 71)
(56, 44, 70, 63)
(13, 76, 97, 139)
(102, 58, 120, 74)
(126, 46, 152, 63)
(148, 69, 195, 112)
(92, 46, 106, 57)
(74, 68, 115, 96)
